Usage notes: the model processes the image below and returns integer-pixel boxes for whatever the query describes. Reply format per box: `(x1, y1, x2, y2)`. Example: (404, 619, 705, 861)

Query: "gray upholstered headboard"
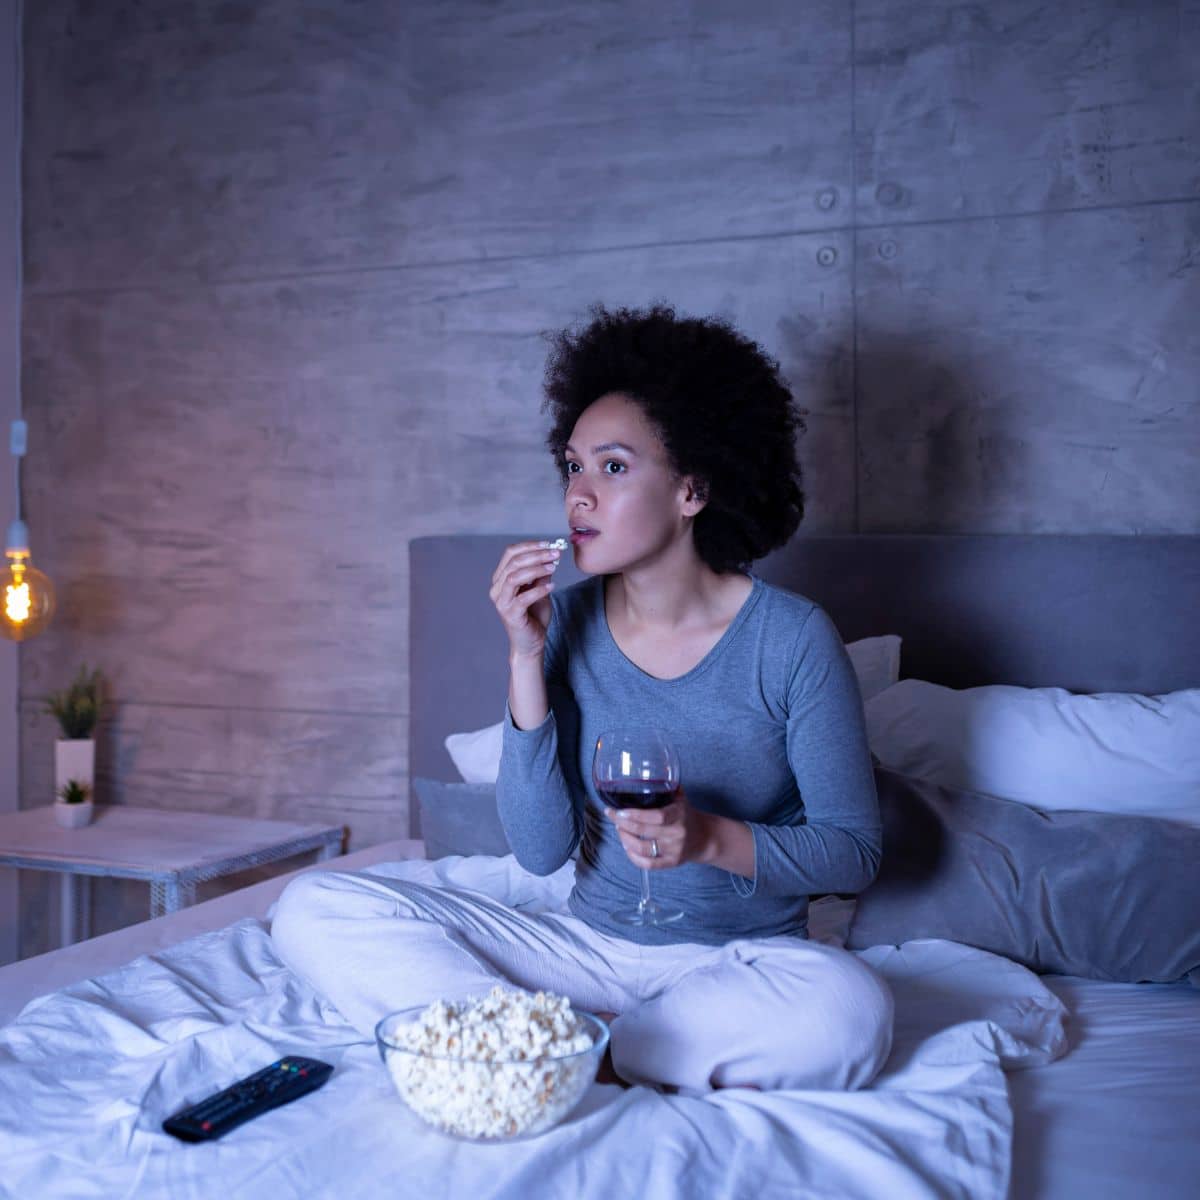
(408, 534, 1200, 834)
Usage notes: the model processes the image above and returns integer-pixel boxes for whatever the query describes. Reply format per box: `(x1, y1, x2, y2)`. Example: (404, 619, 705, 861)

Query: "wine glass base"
(610, 903, 685, 927)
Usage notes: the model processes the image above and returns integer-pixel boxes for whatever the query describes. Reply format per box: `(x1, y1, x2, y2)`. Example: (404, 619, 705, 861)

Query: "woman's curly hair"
(542, 302, 806, 574)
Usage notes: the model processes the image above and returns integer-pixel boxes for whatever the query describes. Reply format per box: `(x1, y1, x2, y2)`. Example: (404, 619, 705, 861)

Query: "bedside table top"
(0, 805, 343, 878)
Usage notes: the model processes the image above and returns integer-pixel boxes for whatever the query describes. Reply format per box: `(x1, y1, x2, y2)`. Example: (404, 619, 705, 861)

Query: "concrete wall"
(14, 1, 1199, 956)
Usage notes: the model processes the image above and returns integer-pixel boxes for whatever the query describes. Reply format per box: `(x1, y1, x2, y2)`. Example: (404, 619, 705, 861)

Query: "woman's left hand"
(604, 785, 714, 870)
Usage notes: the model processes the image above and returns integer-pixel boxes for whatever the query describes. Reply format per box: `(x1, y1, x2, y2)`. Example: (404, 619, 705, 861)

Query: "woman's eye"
(561, 459, 624, 479)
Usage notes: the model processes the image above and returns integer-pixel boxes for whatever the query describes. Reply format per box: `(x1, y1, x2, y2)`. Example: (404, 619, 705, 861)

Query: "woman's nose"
(566, 475, 595, 507)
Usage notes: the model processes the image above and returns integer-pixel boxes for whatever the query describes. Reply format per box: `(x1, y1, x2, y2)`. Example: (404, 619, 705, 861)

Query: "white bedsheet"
(0, 855, 1071, 1200)
(1009, 974, 1200, 1199)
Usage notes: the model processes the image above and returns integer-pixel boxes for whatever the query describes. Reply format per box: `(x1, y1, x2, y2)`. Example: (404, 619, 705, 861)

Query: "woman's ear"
(680, 476, 709, 517)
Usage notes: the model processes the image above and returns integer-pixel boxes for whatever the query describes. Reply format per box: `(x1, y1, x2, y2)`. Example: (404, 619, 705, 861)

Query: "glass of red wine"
(592, 728, 685, 927)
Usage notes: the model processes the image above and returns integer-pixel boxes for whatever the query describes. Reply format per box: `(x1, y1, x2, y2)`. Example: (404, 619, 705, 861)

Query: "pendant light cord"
(11, 0, 22, 527)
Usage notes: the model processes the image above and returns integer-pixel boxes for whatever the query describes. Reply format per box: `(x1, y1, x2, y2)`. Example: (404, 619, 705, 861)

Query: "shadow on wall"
(852, 331, 1030, 533)
(771, 316, 1022, 534)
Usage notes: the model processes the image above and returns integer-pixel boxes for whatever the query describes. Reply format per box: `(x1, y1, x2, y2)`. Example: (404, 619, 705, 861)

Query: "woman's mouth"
(570, 527, 598, 545)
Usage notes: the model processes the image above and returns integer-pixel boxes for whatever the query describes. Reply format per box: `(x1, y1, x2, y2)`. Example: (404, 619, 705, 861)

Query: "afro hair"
(542, 302, 806, 574)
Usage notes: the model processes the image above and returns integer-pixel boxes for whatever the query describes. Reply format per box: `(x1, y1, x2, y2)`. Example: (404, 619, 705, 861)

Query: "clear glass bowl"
(375, 1006, 609, 1142)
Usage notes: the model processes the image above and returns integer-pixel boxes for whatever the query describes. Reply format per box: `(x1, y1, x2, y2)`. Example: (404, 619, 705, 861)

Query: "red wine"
(597, 779, 677, 810)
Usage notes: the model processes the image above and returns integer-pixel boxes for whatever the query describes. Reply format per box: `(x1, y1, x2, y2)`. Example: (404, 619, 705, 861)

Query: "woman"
(273, 303, 893, 1094)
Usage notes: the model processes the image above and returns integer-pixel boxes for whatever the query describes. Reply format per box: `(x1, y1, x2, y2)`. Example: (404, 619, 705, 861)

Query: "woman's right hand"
(489, 540, 562, 659)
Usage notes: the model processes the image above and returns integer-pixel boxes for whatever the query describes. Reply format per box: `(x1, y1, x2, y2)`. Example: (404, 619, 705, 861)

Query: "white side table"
(0, 805, 344, 947)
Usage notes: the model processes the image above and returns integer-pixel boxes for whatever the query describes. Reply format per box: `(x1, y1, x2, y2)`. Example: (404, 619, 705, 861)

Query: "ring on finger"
(650, 838, 659, 859)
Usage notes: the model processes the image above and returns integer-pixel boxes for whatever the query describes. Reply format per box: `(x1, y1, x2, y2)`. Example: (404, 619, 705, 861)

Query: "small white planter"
(55, 739, 96, 796)
(54, 799, 94, 829)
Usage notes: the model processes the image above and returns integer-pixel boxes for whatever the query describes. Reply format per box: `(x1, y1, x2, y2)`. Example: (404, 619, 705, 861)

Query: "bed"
(1, 532, 1197, 1199)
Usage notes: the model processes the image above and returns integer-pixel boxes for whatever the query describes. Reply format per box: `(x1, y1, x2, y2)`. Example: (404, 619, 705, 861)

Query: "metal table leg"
(150, 877, 167, 919)
(58, 874, 92, 946)
(60, 873, 77, 947)
(152, 875, 194, 918)
(78, 875, 91, 941)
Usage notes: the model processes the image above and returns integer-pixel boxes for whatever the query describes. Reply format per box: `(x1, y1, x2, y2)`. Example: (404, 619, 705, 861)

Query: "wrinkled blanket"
(0, 855, 1067, 1199)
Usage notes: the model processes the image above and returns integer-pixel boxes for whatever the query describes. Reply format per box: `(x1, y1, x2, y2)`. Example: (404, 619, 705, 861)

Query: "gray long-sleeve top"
(496, 574, 881, 946)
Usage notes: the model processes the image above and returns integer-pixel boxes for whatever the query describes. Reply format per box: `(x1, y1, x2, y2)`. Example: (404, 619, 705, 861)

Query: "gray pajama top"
(497, 574, 881, 946)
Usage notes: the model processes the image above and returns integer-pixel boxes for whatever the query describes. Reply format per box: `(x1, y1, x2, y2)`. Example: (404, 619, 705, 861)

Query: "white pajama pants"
(271, 868, 894, 1093)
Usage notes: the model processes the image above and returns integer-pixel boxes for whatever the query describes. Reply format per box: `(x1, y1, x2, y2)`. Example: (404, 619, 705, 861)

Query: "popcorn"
(383, 985, 598, 1140)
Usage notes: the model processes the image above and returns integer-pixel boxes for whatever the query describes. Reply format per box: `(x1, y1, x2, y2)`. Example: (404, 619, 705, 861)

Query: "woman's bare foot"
(593, 1012, 632, 1089)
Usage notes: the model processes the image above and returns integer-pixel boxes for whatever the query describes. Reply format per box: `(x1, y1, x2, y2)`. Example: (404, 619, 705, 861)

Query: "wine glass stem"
(639, 867, 652, 913)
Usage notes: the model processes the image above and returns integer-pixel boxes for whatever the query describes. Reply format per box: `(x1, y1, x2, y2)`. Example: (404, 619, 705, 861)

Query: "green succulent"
(45, 664, 105, 739)
(57, 779, 92, 805)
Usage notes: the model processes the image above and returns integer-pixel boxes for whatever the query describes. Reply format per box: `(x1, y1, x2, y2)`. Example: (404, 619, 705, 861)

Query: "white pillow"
(865, 679, 1200, 825)
(444, 634, 903, 784)
(444, 722, 505, 785)
(845, 634, 902, 703)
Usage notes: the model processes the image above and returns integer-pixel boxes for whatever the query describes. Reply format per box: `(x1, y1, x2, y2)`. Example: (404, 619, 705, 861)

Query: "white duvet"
(0, 855, 1068, 1200)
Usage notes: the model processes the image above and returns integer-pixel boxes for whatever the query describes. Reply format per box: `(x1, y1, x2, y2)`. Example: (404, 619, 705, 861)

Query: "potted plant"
(54, 779, 94, 828)
(46, 664, 104, 804)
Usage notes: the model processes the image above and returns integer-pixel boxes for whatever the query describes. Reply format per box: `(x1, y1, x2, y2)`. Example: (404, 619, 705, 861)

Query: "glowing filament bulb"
(1, 550, 55, 642)
(5, 573, 30, 623)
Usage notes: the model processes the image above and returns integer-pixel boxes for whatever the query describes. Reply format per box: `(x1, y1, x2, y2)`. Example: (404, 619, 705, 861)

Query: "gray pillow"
(413, 779, 511, 860)
(847, 766, 1200, 984)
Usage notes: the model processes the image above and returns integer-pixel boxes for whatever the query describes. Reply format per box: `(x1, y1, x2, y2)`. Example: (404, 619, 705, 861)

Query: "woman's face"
(562, 392, 702, 575)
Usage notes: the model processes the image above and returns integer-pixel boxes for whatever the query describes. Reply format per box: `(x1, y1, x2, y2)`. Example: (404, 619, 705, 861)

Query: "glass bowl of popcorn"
(375, 985, 610, 1141)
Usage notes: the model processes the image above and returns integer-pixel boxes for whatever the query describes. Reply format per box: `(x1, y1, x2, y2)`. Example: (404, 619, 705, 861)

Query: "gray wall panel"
(856, 202, 1200, 532)
(855, 0, 1200, 223)
(25, 0, 849, 291)
(20, 701, 405, 841)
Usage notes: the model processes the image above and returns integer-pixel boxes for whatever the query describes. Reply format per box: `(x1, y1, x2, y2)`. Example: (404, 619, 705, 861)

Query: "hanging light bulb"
(3, 522, 55, 641)
(1, 420, 55, 642)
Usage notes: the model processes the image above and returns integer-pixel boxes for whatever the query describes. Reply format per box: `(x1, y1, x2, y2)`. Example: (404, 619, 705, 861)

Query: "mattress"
(1008, 973, 1200, 1198)
(1, 851, 1196, 1200)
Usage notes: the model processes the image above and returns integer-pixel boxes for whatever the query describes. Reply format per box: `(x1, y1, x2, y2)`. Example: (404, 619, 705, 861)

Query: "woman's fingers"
(489, 550, 561, 616)
(606, 796, 691, 868)
(493, 564, 551, 611)
(491, 539, 547, 581)
(493, 548, 560, 593)
(489, 541, 563, 658)
(491, 540, 564, 589)
(615, 825, 680, 869)
(604, 797, 683, 833)
(499, 567, 557, 624)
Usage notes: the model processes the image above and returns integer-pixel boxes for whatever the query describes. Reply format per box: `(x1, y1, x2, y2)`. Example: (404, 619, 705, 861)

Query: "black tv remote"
(162, 1056, 334, 1142)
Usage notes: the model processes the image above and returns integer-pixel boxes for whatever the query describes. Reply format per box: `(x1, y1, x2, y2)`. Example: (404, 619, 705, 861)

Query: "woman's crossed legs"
(271, 869, 893, 1093)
